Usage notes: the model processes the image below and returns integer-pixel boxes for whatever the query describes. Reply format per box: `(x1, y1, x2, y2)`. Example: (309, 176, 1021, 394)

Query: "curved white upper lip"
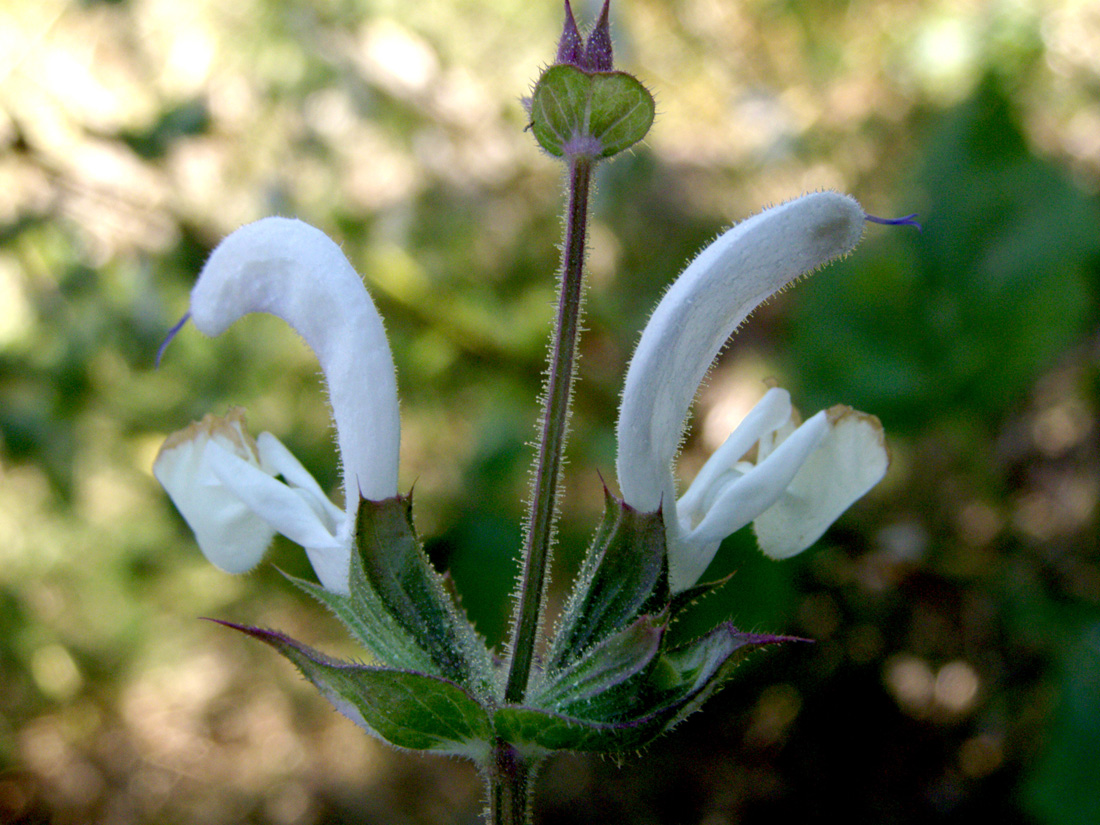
(615, 191, 887, 591)
(154, 217, 401, 594)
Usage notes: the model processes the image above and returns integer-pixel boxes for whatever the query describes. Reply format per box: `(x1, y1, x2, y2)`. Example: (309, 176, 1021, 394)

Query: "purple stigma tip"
(155, 311, 190, 368)
(865, 212, 922, 232)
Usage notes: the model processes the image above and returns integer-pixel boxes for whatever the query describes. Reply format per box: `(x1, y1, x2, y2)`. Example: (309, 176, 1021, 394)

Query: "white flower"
(616, 192, 889, 592)
(153, 217, 400, 594)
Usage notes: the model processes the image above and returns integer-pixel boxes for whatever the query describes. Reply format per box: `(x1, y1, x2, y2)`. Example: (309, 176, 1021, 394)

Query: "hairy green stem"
(488, 741, 535, 825)
(505, 158, 593, 705)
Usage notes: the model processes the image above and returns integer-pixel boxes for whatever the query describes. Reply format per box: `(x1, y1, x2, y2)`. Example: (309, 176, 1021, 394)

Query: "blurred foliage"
(1, 0, 1098, 823)
(790, 78, 1100, 432)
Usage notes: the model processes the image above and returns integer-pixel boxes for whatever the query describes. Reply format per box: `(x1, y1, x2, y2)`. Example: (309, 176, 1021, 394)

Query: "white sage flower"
(153, 217, 400, 594)
(616, 192, 889, 592)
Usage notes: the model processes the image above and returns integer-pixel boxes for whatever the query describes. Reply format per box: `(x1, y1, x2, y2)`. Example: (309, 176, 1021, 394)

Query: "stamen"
(865, 212, 922, 232)
(156, 311, 191, 368)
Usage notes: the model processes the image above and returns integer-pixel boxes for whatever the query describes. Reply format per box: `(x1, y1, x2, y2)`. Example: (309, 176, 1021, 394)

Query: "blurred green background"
(1, 0, 1098, 822)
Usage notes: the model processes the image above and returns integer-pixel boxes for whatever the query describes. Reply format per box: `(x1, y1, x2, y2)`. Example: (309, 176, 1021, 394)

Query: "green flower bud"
(530, 1, 654, 161)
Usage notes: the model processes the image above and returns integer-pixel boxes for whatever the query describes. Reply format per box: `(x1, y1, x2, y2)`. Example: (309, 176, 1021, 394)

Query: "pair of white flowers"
(154, 191, 887, 595)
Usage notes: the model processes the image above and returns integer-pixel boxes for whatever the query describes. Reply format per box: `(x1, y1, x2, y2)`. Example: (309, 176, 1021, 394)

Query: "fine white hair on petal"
(191, 217, 400, 506)
(616, 191, 865, 513)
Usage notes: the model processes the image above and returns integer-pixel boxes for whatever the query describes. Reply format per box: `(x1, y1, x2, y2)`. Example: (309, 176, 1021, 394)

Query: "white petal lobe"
(753, 408, 888, 559)
(153, 410, 277, 574)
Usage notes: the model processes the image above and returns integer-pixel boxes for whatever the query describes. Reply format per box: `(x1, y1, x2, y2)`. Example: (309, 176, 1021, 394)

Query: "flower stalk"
(497, 4, 651, 817)
(505, 157, 592, 704)
(487, 741, 537, 825)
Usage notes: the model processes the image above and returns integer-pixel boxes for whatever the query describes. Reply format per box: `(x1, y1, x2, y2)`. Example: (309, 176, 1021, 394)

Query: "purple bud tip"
(584, 0, 614, 71)
(556, 0, 584, 66)
(155, 311, 190, 368)
(865, 212, 922, 232)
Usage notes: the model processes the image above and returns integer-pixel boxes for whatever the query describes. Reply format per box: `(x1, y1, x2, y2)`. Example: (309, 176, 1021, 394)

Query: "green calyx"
(530, 64, 654, 160)
(223, 494, 801, 760)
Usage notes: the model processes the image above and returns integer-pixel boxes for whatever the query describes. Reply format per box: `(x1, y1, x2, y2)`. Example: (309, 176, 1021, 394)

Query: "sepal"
(534, 613, 665, 720)
(668, 571, 735, 619)
(287, 573, 438, 677)
(212, 621, 491, 759)
(292, 494, 495, 695)
(547, 489, 668, 671)
(656, 624, 806, 731)
(350, 494, 496, 694)
(529, 64, 654, 160)
(497, 624, 798, 753)
(555, 0, 584, 66)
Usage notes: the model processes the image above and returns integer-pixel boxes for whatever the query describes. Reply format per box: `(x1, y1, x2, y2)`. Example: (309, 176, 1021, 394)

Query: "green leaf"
(534, 614, 664, 719)
(657, 624, 801, 731)
(216, 621, 492, 759)
(494, 703, 665, 753)
(1024, 619, 1100, 825)
(287, 573, 437, 674)
(499, 624, 796, 752)
(351, 494, 495, 693)
(530, 65, 654, 159)
(548, 490, 668, 671)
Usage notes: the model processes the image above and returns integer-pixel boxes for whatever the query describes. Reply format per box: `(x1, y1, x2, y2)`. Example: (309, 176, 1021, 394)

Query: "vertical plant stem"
(488, 741, 533, 825)
(505, 158, 593, 705)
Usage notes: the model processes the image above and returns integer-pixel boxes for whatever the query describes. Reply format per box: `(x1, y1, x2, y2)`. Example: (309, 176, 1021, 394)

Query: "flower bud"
(530, 0, 653, 161)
